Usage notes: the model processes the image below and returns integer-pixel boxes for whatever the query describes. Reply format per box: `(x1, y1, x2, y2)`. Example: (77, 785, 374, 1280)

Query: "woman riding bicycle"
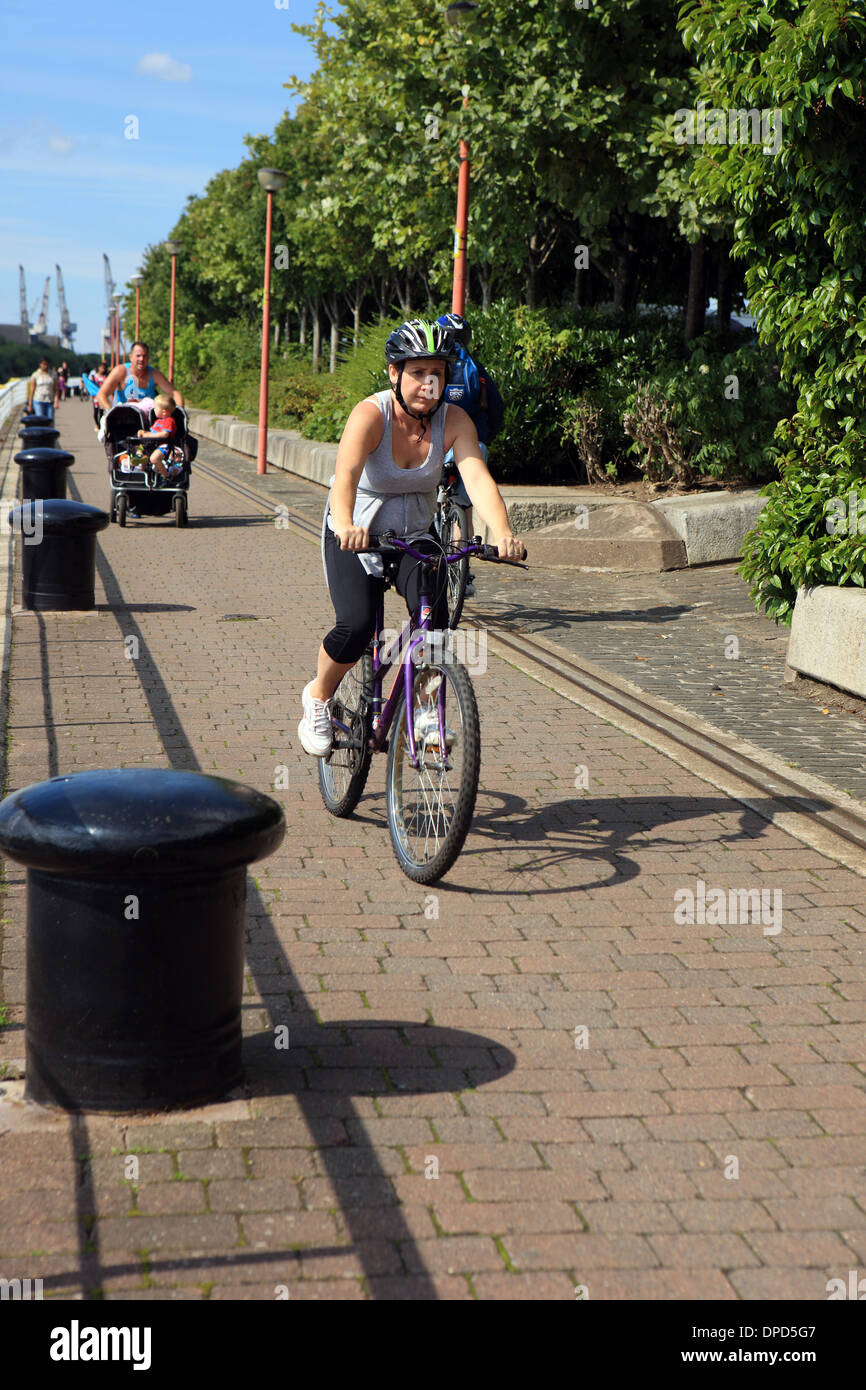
(298, 318, 524, 758)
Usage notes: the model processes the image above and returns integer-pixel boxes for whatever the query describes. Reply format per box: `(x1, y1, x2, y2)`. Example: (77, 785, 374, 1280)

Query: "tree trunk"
(526, 234, 539, 308)
(685, 237, 707, 342)
(273, 317, 280, 350)
(395, 270, 413, 317)
(612, 216, 640, 316)
(310, 299, 321, 372)
(324, 292, 340, 374)
(353, 293, 361, 353)
(377, 273, 391, 323)
(716, 241, 732, 338)
(299, 303, 308, 350)
(477, 264, 492, 310)
(330, 316, 339, 373)
(573, 264, 585, 312)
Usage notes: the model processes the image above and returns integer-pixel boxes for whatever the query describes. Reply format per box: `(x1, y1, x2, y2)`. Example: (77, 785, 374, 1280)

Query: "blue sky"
(0, 0, 324, 353)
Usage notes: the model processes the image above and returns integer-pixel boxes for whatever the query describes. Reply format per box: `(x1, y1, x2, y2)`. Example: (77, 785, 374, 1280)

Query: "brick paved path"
(0, 404, 864, 1301)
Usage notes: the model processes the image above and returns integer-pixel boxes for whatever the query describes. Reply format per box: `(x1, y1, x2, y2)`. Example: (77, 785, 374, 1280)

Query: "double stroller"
(102, 403, 198, 527)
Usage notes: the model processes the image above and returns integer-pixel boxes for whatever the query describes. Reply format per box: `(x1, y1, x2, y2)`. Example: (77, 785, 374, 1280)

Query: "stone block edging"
(788, 585, 866, 699)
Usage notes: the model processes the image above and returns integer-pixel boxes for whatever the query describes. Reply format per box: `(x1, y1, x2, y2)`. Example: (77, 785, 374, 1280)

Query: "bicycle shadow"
(472, 600, 692, 633)
(439, 788, 828, 897)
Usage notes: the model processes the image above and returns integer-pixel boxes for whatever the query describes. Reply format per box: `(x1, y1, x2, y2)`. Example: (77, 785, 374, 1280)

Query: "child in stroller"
(136, 394, 185, 482)
(102, 401, 198, 527)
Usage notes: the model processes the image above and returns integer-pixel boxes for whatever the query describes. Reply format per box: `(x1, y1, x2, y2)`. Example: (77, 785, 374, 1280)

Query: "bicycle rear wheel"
(318, 650, 373, 817)
(385, 657, 480, 884)
(434, 499, 469, 628)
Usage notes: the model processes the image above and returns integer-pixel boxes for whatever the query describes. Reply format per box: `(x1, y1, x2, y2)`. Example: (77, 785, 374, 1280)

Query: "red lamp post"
(165, 241, 182, 383)
(256, 168, 288, 476)
(446, 2, 480, 316)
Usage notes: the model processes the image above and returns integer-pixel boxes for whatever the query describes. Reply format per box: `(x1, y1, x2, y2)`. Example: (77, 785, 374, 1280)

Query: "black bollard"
(0, 769, 285, 1111)
(18, 426, 61, 451)
(9, 498, 109, 611)
(14, 447, 75, 502)
(21, 413, 45, 428)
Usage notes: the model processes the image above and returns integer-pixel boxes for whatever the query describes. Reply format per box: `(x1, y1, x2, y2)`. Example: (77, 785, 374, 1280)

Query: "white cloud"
(137, 53, 192, 83)
(0, 120, 79, 157)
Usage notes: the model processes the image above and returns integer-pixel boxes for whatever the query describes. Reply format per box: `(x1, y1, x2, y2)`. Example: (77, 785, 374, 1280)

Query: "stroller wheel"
(174, 493, 187, 528)
(117, 493, 128, 527)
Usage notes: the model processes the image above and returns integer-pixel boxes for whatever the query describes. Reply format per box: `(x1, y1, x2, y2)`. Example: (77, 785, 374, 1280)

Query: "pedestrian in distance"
(26, 357, 59, 421)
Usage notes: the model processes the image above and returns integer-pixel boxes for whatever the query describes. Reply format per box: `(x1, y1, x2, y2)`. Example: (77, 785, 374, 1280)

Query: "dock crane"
(33, 276, 51, 338)
(55, 265, 77, 350)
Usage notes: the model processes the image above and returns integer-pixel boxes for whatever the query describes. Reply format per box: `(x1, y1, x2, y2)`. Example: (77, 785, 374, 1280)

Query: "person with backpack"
(436, 313, 505, 596)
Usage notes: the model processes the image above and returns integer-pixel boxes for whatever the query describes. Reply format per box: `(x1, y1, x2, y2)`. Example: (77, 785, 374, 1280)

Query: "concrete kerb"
(788, 584, 866, 700)
(185, 406, 765, 570)
(651, 489, 768, 565)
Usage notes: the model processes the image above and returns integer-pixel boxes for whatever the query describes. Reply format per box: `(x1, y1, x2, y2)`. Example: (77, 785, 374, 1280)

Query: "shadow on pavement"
(460, 789, 830, 898)
(473, 600, 693, 631)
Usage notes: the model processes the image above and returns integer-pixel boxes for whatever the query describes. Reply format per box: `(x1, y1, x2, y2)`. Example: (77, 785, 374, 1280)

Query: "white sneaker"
(298, 680, 334, 757)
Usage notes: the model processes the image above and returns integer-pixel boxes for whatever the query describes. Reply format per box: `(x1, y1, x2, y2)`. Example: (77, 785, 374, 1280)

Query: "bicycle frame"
(330, 537, 474, 769)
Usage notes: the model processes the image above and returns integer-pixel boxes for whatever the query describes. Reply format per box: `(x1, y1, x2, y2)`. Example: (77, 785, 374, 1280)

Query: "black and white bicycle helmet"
(384, 320, 458, 429)
(437, 312, 472, 348)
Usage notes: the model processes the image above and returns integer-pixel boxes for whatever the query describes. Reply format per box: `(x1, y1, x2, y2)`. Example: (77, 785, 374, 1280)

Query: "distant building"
(0, 327, 61, 349)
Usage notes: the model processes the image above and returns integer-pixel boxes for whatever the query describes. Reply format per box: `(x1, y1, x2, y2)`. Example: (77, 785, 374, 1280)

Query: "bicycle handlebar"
(357, 533, 528, 566)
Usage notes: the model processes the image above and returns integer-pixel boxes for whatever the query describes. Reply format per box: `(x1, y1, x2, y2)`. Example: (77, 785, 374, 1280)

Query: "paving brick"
(725, 1267, 834, 1300)
(648, 1232, 759, 1268)
(506, 1232, 658, 1270)
(97, 1215, 239, 1252)
(743, 1230, 858, 1266)
(135, 1184, 208, 1216)
(241, 1212, 342, 1249)
(471, 1271, 576, 1300)
(762, 1197, 866, 1231)
(401, 1236, 506, 1275)
(581, 1269, 737, 1300)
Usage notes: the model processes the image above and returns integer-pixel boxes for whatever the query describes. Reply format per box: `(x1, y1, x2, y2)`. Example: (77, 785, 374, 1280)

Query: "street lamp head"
(164, 240, 183, 256)
(446, 1, 480, 28)
(257, 168, 288, 193)
(130, 276, 144, 288)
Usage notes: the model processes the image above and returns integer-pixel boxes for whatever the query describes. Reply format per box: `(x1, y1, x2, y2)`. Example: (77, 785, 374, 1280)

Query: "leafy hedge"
(739, 438, 866, 626)
(183, 304, 791, 487)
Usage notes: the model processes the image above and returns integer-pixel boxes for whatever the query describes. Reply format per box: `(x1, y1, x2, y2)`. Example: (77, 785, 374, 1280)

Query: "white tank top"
(324, 390, 448, 577)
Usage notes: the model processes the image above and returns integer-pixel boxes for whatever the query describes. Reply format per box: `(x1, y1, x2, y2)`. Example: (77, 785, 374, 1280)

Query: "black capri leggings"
(323, 526, 450, 664)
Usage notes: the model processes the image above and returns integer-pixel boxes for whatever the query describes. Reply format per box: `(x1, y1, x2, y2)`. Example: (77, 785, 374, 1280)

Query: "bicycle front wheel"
(435, 499, 469, 628)
(318, 650, 373, 817)
(385, 657, 480, 884)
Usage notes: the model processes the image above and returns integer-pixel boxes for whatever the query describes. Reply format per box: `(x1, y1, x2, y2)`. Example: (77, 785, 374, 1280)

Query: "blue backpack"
(444, 346, 505, 445)
(444, 346, 481, 414)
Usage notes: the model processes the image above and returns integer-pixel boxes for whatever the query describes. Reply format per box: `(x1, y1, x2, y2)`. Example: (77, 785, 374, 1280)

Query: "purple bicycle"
(317, 532, 527, 884)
